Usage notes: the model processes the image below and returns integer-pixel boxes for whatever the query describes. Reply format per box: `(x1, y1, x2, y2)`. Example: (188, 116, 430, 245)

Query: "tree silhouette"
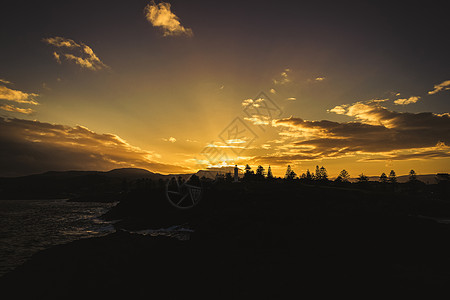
(285, 165, 296, 180)
(336, 169, 350, 182)
(256, 165, 265, 181)
(409, 169, 417, 181)
(315, 165, 321, 180)
(305, 169, 312, 181)
(389, 170, 397, 183)
(320, 166, 328, 181)
(267, 166, 274, 180)
(379, 172, 388, 183)
(314, 166, 328, 181)
(357, 173, 368, 183)
(243, 164, 255, 181)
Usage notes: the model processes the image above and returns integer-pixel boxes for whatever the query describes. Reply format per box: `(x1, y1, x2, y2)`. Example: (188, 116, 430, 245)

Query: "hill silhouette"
(0, 168, 191, 201)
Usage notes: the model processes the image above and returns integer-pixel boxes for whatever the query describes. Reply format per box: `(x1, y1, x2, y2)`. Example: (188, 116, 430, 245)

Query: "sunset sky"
(1, 0, 449, 177)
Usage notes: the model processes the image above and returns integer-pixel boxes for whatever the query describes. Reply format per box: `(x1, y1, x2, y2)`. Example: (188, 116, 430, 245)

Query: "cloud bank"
(247, 102, 450, 165)
(0, 118, 189, 177)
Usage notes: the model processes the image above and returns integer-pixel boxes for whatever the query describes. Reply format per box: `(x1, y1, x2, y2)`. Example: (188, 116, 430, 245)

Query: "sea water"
(0, 199, 117, 276)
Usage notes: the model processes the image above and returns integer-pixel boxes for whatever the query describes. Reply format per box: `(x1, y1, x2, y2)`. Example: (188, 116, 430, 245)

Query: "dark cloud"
(361, 148, 450, 162)
(244, 153, 321, 166)
(0, 118, 189, 177)
(252, 104, 450, 164)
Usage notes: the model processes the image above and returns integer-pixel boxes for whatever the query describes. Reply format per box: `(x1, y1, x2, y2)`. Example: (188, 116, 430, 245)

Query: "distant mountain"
(0, 168, 193, 200)
(1, 168, 192, 181)
(105, 168, 164, 179)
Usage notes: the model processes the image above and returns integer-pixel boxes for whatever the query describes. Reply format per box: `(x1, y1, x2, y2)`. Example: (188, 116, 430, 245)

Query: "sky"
(0, 0, 449, 177)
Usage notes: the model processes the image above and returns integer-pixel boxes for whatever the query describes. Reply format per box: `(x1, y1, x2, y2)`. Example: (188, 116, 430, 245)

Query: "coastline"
(2, 182, 450, 297)
(0, 199, 117, 276)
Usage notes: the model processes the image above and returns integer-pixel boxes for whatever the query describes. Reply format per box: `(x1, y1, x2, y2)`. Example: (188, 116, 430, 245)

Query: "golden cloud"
(329, 102, 399, 127)
(144, 1, 193, 37)
(43, 37, 108, 71)
(52, 52, 61, 64)
(394, 96, 420, 105)
(0, 85, 39, 105)
(328, 105, 347, 115)
(428, 80, 450, 95)
(43, 37, 80, 48)
(244, 116, 271, 126)
(163, 137, 177, 143)
(0, 104, 33, 115)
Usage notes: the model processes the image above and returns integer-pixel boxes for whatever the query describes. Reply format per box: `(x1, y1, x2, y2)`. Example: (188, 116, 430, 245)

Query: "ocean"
(0, 199, 117, 276)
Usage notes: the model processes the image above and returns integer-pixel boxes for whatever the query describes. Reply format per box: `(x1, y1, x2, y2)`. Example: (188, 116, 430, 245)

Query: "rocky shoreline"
(2, 182, 450, 297)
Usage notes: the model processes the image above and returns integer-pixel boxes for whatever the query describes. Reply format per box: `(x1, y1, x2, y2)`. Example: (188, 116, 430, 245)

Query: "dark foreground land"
(1, 181, 450, 298)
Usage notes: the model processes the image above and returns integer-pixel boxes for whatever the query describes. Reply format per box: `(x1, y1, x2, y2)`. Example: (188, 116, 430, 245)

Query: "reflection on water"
(0, 199, 117, 276)
(126, 225, 194, 241)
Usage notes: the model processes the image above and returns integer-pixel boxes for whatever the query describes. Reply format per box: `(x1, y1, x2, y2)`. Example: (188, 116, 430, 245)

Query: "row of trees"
(242, 164, 274, 181)
(240, 165, 419, 183)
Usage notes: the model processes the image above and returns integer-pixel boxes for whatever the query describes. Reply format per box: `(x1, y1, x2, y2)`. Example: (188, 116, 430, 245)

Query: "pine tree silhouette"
(285, 165, 296, 180)
(389, 170, 397, 183)
(336, 169, 350, 182)
(380, 172, 388, 183)
(267, 166, 274, 180)
(254, 165, 265, 181)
